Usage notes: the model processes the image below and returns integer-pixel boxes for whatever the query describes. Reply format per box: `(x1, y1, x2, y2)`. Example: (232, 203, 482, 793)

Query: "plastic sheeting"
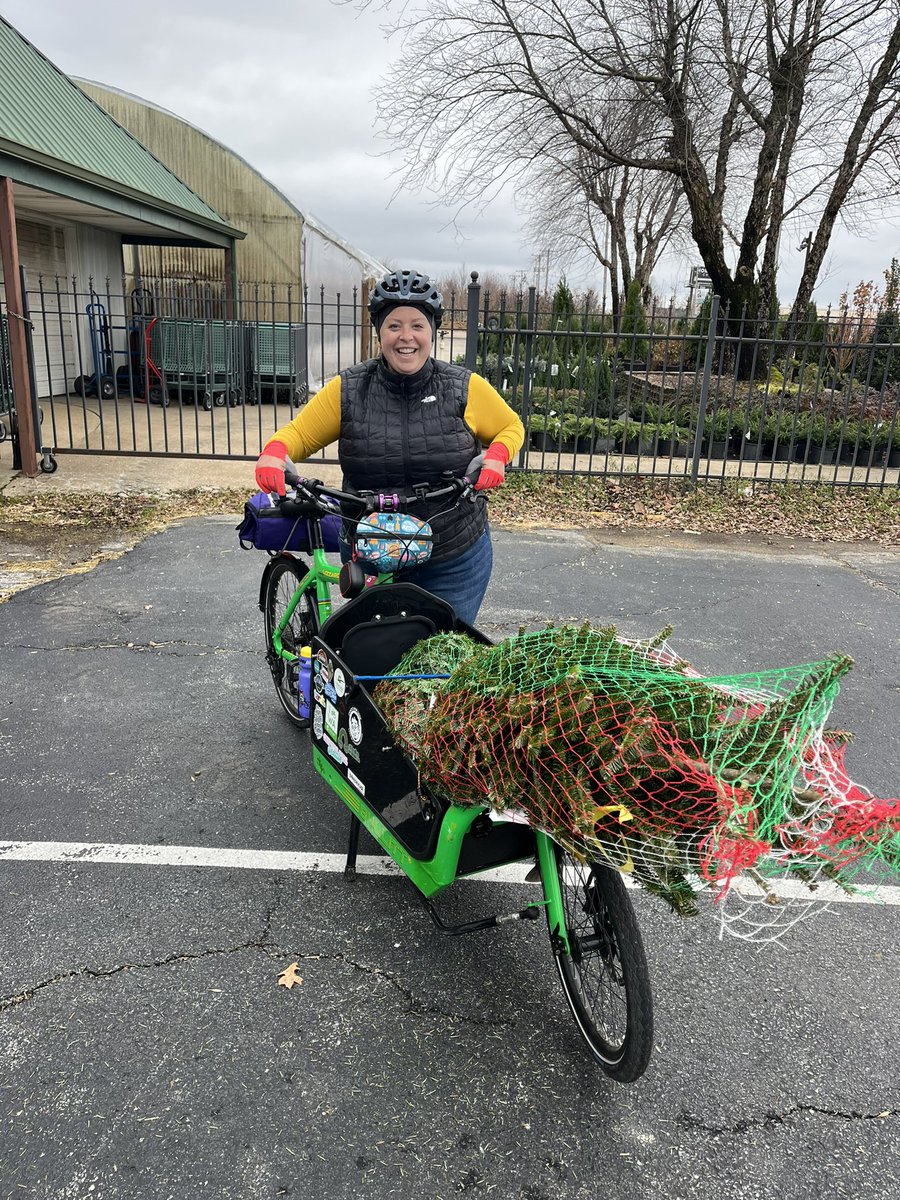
(302, 215, 386, 390)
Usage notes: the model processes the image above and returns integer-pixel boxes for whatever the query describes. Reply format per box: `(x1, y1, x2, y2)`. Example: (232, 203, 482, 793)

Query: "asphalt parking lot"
(1, 516, 898, 1200)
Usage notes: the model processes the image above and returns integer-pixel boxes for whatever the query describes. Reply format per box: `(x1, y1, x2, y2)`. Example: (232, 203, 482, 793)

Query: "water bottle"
(297, 646, 313, 719)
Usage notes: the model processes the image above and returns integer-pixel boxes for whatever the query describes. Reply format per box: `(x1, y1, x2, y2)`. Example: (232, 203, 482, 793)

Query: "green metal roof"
(0, 15, 240, 237)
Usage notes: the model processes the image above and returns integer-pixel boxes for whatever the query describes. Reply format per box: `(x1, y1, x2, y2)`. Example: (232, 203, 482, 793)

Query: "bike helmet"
(369, 269, 444, 331)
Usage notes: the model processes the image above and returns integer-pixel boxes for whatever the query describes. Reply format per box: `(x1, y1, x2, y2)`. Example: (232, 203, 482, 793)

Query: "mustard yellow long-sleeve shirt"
(268, 369, 525, 465)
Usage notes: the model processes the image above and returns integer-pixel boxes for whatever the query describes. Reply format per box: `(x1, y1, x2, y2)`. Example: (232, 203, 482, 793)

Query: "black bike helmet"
(369, 269, 444, 331)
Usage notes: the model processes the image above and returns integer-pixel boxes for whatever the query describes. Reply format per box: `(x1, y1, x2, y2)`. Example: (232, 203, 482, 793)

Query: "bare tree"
(371, 0, 900, 334)
(521, 139, 689, 320)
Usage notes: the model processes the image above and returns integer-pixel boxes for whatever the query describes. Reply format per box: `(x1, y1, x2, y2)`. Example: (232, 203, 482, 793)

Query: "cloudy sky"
(4, 0, 897, 303)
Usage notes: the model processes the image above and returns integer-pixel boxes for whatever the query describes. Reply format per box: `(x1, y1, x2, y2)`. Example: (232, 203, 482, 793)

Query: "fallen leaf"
(278, 962, 303, 989)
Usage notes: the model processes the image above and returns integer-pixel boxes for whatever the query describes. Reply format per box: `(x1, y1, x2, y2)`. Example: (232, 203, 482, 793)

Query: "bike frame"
(270, 545, 393, 663)
(267, 530, 572, 953)
(314, 750, 569, 950)
(270, 546, 340, 663)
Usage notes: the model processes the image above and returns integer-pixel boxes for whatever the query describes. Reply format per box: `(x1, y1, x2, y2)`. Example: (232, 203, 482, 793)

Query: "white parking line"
(0, 839, 532, 884)
(0, 840, 897, 905)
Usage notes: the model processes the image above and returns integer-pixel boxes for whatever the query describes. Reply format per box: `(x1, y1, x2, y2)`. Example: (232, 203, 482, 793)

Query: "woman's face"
(379, 306, 433, 374)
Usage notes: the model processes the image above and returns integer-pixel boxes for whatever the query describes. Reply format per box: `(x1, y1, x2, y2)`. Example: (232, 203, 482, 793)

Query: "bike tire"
(548, 845, 654, 1082)
(262, 557, 319, 729)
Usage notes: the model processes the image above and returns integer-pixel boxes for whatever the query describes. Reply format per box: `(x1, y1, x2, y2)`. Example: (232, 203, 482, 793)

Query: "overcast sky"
(4, 0, 898, 303)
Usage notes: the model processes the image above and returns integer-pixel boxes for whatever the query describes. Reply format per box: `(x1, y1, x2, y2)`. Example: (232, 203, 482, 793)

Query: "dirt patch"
(0, 489, 246, 601)
(1, 478, 897, 602)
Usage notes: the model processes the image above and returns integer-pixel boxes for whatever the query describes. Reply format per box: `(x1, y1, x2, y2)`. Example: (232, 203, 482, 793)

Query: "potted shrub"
(528, 412, 558, 452)
(656, 421, 691, 457)
(612, 418, 639, 454)
(740, 409, 774, 461)
(835, 419, 862, 466)
(554, 413, 596, 453)
(701, 409, 733, 458)
(636, 422, 660, 457)
(590, 417, 618, 455)
(800, 415, 839, 465)
(876, 422, 900, 468)
(765, 412, 798, 462)
(850, 419, 883, 468)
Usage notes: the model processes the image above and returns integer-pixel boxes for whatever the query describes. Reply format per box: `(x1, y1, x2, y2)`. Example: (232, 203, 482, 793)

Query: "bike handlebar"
(261, 469, 476, 521)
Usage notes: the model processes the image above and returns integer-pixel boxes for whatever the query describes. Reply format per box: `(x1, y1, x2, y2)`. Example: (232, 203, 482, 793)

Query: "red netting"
(374, 624, 899, 940)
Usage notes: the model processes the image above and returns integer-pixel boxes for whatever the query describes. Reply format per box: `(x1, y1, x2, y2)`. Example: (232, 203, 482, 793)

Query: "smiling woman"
(378, 307, 434, 375)
(253, 268, 524, 624)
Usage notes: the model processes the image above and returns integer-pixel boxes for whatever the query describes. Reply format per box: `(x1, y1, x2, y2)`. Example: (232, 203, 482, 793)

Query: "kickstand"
(344, 814, 361, 881)
(422, 895, 541, 936)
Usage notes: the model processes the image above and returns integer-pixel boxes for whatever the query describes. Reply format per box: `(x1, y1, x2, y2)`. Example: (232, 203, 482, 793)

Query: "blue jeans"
(340, 528, 493, 626)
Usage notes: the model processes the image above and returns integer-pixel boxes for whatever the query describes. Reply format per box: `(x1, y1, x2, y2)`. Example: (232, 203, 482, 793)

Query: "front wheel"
(262, 557, 318, 729)
(547, 845, 654, 1082)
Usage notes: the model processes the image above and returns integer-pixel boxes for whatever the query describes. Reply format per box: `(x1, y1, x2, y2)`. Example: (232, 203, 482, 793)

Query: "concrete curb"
(0, 453, 344, 497)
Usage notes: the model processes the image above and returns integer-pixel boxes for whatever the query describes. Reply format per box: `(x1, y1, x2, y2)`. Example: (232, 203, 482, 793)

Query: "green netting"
(374, 625, 900, 941)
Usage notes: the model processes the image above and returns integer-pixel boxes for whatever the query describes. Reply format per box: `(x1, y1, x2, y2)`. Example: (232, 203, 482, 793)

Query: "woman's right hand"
(255, 440, 289, 496)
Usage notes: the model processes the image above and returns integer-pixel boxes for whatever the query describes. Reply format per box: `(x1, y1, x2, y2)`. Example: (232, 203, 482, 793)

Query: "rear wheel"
(549, 845, 653, 1082)
(262, 557, 318, 729)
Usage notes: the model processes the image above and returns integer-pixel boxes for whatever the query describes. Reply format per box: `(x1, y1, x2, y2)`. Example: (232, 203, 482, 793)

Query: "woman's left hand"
(471, 443, 509, 491)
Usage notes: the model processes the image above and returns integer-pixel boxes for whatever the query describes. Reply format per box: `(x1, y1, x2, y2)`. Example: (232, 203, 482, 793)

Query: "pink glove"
(255, 440, 289, 496)
(474, 442, 509, 491)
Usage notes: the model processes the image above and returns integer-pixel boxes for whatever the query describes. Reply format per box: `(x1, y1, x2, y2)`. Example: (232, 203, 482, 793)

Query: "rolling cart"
(146, 317, 249, 410)
(248, 322, 307, 406)
(71, 300, 121, 400)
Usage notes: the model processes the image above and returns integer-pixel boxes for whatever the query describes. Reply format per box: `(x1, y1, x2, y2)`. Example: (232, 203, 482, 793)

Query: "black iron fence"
(3, 272, 899, 489)
(462, 278, 900, 489)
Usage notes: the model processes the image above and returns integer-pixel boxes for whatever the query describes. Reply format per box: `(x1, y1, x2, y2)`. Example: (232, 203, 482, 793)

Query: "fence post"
(464, 272, 481, 371)
(360, 277, 371, 362)
(517, 286, 538, 467)
(0, 179, 38, 476)
(690, 294, 721, 487)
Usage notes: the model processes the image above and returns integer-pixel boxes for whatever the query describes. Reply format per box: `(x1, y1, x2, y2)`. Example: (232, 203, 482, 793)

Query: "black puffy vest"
(338, 357, 486, 563)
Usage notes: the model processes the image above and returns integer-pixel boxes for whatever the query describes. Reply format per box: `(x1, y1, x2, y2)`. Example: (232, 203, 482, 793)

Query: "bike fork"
(535, 831, 571, 956)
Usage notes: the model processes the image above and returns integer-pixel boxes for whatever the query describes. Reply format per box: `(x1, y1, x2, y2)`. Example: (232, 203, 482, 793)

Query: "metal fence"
(462, 279, 900, 489)
(4, 272, 899, 490)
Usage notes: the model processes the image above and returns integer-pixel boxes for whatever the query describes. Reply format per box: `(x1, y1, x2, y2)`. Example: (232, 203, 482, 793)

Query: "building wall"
(2, 212, 131, 396)
(77, 81, 304, 288)
(1, 216, 74, 396)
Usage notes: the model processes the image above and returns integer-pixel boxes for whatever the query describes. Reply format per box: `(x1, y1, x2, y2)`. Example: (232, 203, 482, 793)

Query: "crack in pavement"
(258, 875, 284, 944)
(0, 940, 512, 1028)
(277, 949, 513, 1027)
(0, 941, 273, 1011)
(823, 552, 900, 601)
(680, 1103, 897, 1136)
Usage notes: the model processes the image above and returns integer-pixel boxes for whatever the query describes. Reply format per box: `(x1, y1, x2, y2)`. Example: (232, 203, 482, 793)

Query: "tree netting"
(373, 625, 899, 943)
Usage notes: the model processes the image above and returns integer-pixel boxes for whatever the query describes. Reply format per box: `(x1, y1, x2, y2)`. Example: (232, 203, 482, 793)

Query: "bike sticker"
(347, 707, 363, 746)
(333, 668, 347, 698)
(347, 768, 366, 796)
(316, 651, 333, 685)
(313, 671, 325, 694)
(312, 706, 324, 740)
(324, 681, 338, 704)
(324, 700, 339, 740)
(324, 735, 347, 767)
(337, 727, 360, 762)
